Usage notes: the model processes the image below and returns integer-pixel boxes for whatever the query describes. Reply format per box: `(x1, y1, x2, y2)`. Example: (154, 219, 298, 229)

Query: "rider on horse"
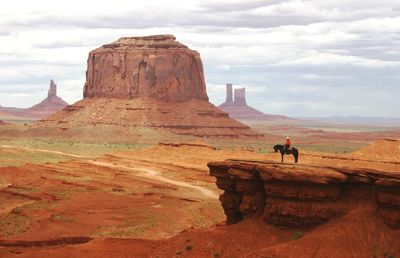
(273, 138, 298, 163)
(274, 137, 298, 163)
(284, 136, 291, 153)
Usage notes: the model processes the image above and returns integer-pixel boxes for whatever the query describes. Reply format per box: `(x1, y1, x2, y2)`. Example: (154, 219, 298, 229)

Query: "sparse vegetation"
(24, 201, 54, 212)
(291, 231, 304, 240)
(0, 137, 145, 167)
(51, 213, 75, 222)
(0, 213, 33, 237)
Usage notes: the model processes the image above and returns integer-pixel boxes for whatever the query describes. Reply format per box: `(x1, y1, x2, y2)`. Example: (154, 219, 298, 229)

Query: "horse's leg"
(293, 150, 299, 163)
(281, 153, 284, 162)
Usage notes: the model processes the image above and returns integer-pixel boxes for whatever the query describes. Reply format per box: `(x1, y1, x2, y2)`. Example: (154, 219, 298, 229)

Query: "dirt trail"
(0, 145, 219, 199)
(1, 142, 400, 257)
(0, 145, 89, 158)
(88, 160, 218, 199)
(0, 200, 34, 216)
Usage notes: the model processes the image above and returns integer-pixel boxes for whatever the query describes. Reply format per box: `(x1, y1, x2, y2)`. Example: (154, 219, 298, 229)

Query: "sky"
(0, 0, 399, 117)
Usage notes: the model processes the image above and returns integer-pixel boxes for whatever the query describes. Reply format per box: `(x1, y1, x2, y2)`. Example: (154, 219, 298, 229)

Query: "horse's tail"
(293, 148, 299, 163)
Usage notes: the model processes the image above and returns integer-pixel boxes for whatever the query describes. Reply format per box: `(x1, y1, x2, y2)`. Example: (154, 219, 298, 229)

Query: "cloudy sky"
(0, 0, 399, 117)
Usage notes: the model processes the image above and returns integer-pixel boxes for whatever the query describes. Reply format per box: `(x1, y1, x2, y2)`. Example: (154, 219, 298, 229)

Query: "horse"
(273, 144, 299, 163)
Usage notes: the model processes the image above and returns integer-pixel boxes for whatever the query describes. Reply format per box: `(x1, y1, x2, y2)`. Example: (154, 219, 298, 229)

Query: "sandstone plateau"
(0, 79, 68, 119)
(35, 35, 261, 138)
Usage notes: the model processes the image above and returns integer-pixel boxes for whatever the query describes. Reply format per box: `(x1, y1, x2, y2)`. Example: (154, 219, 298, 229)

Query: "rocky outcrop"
(208, 160, 400, 228)
(0, 79, 68, 119)
(29, 79, 68, 114)
(34, 35, 262, 138)
(233, 88, 246, 106)
(218, 84, 293, 121)
(224, 83, 233, 104)
(48, 79, 57, 97)
(83, 35, 208, 102)
(376, 178, 400, 228)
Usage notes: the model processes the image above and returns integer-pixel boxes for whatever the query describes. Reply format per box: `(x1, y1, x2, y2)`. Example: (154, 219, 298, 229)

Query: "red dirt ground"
(0, 141, 400, 257)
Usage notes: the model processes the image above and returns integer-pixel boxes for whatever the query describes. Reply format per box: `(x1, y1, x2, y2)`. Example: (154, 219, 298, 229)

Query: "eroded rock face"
(34, 36, 263, 138)
(48, 79, 57, 97)
(36, 98, 261, 138)
(376, 179, 400, 228)
(83, 35, 208, 102)
(208, 160, 400, 228)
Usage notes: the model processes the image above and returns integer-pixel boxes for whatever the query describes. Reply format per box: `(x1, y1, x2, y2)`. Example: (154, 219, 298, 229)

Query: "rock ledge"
(208, 160, 400, 228)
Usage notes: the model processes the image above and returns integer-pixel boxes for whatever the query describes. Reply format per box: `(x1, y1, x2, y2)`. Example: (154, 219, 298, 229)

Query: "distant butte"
(28, 79, 69, 116)
(36, 35, 262, 138)
(0, 79, 68, 119)
(218, 83, 294, 121)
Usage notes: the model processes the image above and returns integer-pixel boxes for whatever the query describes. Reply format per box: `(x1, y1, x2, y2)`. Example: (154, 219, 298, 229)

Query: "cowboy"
(284, 136, 291, 152)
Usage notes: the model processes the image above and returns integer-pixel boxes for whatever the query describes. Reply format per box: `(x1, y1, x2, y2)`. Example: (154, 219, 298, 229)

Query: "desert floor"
(0, 121, 399, 257)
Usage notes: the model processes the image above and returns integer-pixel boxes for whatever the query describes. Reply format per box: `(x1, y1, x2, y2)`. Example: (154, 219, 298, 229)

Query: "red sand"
(0, 142, 399, 257)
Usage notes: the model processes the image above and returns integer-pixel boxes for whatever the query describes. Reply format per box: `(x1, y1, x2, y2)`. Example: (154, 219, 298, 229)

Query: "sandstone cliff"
(83, 35, 208, 102)
(209, 160, 400, 228)
(35, 35, 262, 138)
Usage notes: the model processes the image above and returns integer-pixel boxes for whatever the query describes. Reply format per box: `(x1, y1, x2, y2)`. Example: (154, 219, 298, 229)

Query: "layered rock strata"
(35, 35, 261, 138)
(208, 160, 400, 228)
(83, 35, 207, 102)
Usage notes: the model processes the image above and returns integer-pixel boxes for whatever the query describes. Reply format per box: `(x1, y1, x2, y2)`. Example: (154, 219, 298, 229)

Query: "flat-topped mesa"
(225, 83, 233, 104)
(34, 36, 263, 138)
(102, 35, 188, 49)
(234, 88, 246, 106)
(83, 34, 208, 102)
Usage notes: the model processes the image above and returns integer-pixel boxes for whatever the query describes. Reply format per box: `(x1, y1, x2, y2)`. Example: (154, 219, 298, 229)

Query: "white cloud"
(280, 50, 400, 67)
(0, 0, 399, 117)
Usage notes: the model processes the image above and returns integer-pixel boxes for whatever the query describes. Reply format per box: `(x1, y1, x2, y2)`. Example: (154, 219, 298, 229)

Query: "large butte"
(35, 35, 262, 138)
